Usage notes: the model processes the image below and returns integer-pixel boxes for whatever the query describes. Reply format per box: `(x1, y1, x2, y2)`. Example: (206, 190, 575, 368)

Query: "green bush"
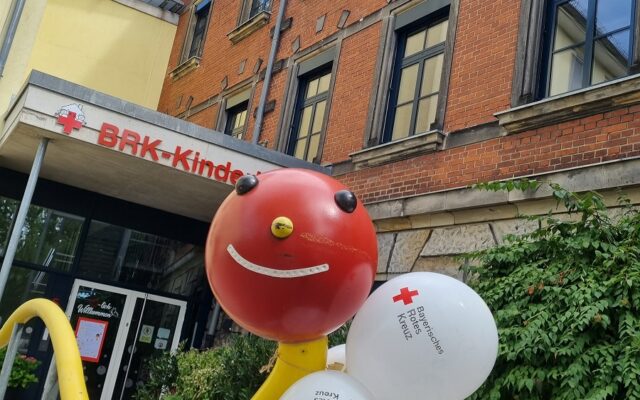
(135, 324, 351, 400)
(134, 334, 276, 400)
(0, 348, 40, 388)
(465, 182, 640, 399)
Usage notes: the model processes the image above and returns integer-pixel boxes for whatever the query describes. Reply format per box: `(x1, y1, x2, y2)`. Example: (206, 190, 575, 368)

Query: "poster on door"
(139, 325, 154, 343)
(75, 317, 109, 363)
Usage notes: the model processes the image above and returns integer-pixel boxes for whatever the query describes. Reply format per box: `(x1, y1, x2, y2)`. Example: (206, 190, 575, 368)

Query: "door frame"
(43, 279, 186, 400)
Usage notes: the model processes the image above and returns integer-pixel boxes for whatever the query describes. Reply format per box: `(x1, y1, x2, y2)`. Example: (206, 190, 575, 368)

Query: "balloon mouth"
(226, 244, 330, 278)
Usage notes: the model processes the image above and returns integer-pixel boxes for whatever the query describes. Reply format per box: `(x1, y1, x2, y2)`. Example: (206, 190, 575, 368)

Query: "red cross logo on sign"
(392, 287, 419, 305)
(56, 111, 83, 134)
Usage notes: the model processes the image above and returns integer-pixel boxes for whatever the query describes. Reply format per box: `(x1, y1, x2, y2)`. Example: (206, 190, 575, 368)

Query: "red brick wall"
(186, 103, 218, 128)
(158, 0, 387, 146)
(158, 0, 640, 208)
(275, 1, 386, 61)
(321, 23, 381, 163)
(338, 106, 640, 203)
(444, 0, 521, 132)
(158, 0, 276, 122)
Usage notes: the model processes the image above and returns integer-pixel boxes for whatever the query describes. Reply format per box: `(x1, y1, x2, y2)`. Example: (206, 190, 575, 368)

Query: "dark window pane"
(291, 68, 332, 162)
(421, 54, 444, 96)
(297, 106, 313, 139)
(15, 206, 84, 271)
(391, 103, 413, 141)
(549, 45, 585, 95)
(554, 0, 588, 50)
(405, 29, 426, 57)
(415, 94, 438, 133)
(77, 221, 204, 296)
(385, 15, 448, 143)
(307, 134, 321, 162)
(397, 64, 419, 104)
(312, 100, 326, 134)
(595, 0, 632, 35)
(0, 197, 18, 257)
(188, 3, 210, 58)
(294, 138, 306, 159)
(317, 72, 331, 94)
(306, 78, 319, 98)
(425, 20, 448, 48)
(591, 30, 631, 85)
(225, 101, 249, 139)
(0, 266, 50, 325)
(249, 0, 271, 18)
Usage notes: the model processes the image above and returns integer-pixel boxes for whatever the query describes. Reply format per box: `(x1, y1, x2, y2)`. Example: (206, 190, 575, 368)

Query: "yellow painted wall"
(0, 0, 48, 116)
(26, 0, 176, 109)
(0, 0, 175, 116)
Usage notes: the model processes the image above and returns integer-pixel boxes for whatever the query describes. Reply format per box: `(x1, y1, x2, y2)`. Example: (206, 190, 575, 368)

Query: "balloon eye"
(335, 190, 357, 213)
(235, 175, 258, 195)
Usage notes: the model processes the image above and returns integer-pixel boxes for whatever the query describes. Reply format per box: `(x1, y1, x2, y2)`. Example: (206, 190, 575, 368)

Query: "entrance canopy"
(0, 71, 327, 221)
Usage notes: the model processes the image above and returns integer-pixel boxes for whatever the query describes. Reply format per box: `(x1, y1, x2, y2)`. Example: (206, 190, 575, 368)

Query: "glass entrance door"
(48, 280, 186, 400)
(111, 295, 184, 399)
(67, 284, 128, 399)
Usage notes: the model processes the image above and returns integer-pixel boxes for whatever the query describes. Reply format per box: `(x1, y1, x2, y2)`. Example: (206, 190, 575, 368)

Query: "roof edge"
(22, 70, 330, 173)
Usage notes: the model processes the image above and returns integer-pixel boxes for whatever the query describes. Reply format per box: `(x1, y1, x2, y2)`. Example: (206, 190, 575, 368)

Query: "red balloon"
(205, 169, 377, 342)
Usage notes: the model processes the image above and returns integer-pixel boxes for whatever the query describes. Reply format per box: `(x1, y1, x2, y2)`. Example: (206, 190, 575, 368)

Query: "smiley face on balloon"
(205, 169, 378, 342)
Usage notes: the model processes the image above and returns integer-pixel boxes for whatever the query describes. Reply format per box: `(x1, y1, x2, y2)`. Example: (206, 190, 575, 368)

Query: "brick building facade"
(159, 0, 640, 281)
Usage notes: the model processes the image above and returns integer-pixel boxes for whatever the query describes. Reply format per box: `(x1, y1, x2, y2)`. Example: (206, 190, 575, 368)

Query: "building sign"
(97, 122, 249, 185)
(55, 109, 253, 185)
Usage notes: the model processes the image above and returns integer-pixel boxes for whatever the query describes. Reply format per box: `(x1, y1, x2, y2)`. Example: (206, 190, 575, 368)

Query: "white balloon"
(326, 344, 346, 371)
(280, 370, 374, 400)
(346, 272, 498, 400)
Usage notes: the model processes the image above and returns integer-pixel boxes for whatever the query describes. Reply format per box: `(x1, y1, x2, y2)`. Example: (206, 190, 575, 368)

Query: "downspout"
(0, 0, 26, 77)
(252, 0, 287, 144)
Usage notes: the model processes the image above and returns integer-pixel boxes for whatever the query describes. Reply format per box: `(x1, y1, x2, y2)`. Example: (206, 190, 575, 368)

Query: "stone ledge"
(495, 73, 640, 134)
(349, 130, 443, 170)
(228, 12, 270, 44)
(365, 157, 640, 224)
(169, 57, 200, 81)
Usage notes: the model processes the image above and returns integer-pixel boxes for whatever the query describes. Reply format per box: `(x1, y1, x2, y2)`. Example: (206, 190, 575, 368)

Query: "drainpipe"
(0, 0, 26, 77)
(252, 0, 287, 144)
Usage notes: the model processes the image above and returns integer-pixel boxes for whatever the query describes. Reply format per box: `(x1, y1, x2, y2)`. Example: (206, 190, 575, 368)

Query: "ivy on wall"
(466, 181, 640, 399)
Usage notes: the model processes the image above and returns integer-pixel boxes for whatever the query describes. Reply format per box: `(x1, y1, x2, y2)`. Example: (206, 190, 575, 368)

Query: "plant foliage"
(135, 323, 352, 400)
(0, 348, 40, 389)
(466, 182, 640, 399)
(134, 334, 275, 400)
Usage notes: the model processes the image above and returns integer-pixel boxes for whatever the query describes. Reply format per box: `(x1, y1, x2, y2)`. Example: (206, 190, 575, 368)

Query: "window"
(224, 101, 249, 139)
(0, 196, 84, 272)
(385, 17, 448, 142)
(182, 0, 212, 62)
(351, 0, 457, 166)
(543, 0, 637, 97)
(287, 68, 332, 162)
(276, 48, 336, 160)
(240, 0, 272, 24)
(77, 220, 204, 297)
(219, 88, 251, 139)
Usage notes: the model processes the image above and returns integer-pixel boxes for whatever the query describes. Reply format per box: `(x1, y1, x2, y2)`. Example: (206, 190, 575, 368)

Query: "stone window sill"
(169, 57, 200, 81)
(495, 73, 640, 134)
(228, 11, 270, 44)
(349, 130, 443, 170)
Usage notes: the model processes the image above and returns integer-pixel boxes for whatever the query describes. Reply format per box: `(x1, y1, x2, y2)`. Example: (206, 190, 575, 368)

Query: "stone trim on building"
(497, 74, 640, 134)
(227, 11, 270, 44)
(368, 158, 640, 281)
(169, 56, 201, 81)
